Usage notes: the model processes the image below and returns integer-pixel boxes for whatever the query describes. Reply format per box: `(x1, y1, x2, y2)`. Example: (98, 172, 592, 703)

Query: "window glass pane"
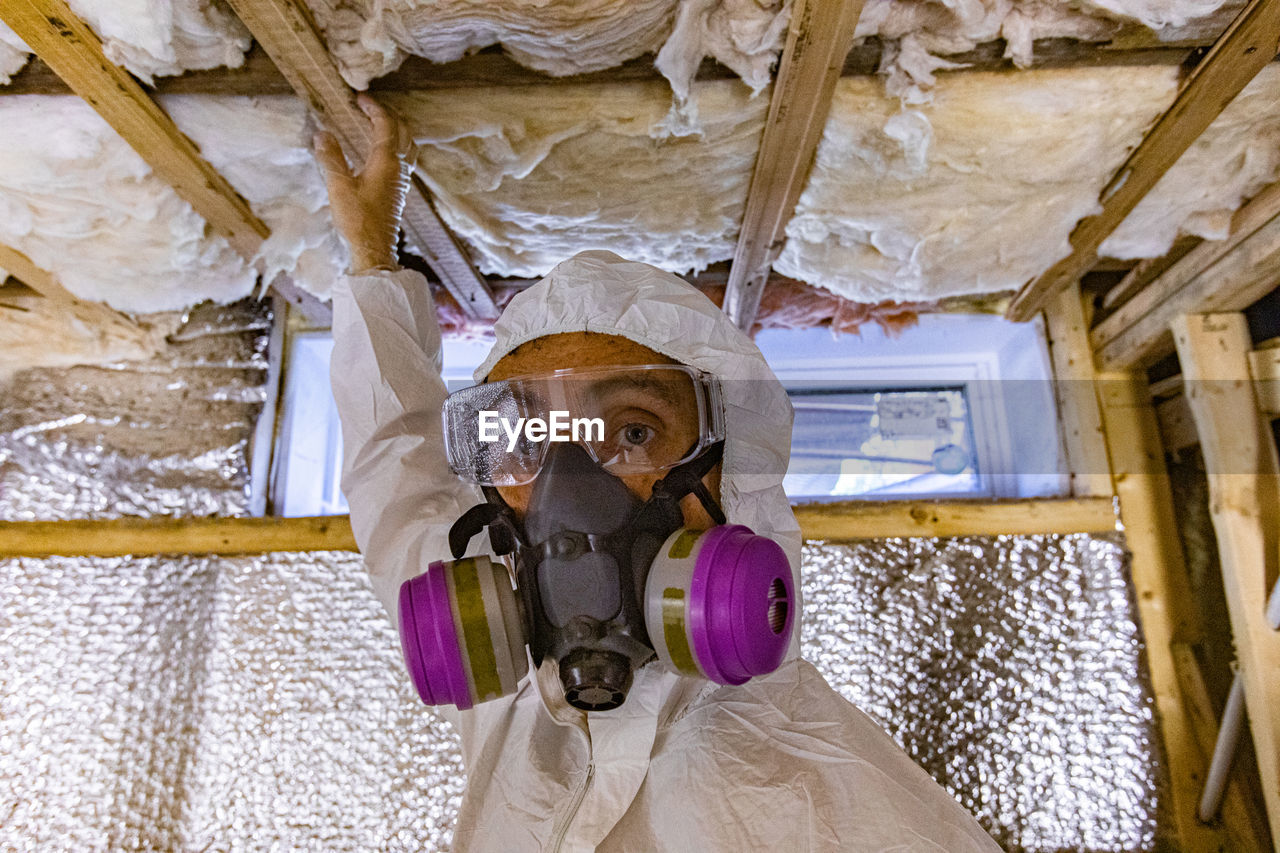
(784, 387, 981, 500)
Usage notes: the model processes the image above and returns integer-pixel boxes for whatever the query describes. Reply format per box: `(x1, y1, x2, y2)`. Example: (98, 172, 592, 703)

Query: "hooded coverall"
(330, 250, 1001, 852)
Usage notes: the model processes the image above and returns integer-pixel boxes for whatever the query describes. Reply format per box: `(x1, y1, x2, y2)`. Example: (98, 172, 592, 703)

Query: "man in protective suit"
(316, 95, 1000, 852)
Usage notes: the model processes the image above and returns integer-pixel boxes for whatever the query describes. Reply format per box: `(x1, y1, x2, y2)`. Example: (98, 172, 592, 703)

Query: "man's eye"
(621, 424, 654, 446)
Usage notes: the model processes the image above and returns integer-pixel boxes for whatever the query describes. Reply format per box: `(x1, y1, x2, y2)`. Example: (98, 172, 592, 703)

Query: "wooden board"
(0, 515, 357, 558)
(1094, 211, 1280, 370)
(792, 497, 1116, 539)
(1095, 371, 1228, 851)
(0, 242, 139, 335)
(722, 0, 865, 330)
(1102, 235, 1204, 312)
(1248, 344, 1280, 415)
(0, 0, 268, 260)
(0, 499, 1115, 557)
(1007, 0, 1280, 322)
(1156, 393, 1200, 452)
(1043, 284, 1113, 497)
(1172, 312, 1280, 844)
(1, 39, 1217, 97)
(222, 0, 499, 320)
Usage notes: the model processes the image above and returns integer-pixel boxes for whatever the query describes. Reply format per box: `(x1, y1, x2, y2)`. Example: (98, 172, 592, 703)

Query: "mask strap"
(645, 440, 727, 527)
(448, 489, 522, 560)
(692, 481, 727, 526)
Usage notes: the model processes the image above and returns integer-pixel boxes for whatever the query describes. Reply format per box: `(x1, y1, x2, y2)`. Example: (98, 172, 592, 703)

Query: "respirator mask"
(398, 365, 794, 712)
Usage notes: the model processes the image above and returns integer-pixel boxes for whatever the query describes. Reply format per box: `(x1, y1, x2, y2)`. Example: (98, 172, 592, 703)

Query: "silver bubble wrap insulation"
(1, 303, 1162, 851)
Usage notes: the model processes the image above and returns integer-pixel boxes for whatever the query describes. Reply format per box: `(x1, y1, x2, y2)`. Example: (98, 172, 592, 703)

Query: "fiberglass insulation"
(773, 67, 1180, 302)
(773, 63, 1280, 301)
(0, 0, 251, 86)
(6, 61, 1280, 312)
(1102, 63, 1280, 259)
(304, 0, 790, 97)
(387, 80, 769, 278)
(395, 69, 1191, 296)
(0, 95, 344, 312)
(7, 64, 1280, 312)
(307, 0, 1237, 100)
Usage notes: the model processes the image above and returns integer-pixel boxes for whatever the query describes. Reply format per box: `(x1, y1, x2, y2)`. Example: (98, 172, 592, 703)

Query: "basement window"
(273, 333, 492, 516)
(273, 315, 1063, 514)
(755, 315, 1065, 501)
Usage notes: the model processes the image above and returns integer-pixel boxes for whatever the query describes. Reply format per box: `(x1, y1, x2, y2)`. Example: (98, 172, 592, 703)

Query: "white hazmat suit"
(330, 250, 1001, 852)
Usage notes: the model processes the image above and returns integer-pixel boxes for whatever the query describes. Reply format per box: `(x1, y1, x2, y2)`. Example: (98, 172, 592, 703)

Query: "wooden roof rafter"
(723, 0, 866, 331)
(0, 0, 269, 260)
(0, 242, 138, 334)
(1092, 177, 1280, 369)
(222, 0, 500, 320)
(1006, 0, 1280, 322)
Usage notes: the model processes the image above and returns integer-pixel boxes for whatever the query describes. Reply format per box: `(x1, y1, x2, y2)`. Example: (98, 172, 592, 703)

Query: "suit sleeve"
(328, 268, 484, 628)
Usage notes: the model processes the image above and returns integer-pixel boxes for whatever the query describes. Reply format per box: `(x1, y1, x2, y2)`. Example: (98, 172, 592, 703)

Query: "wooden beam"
(723, 0, 865, 330)
(1248, 340, 1280, 415)
(0, 515, 357, 558)
(1043, 283, 1113, 497)
(1172, 312, 1280, 843)
(269, 274, 333, 329)
(1148, 373, 1184, 399)
(1156, 393, 1200, 452)
(1, 39, 1213, 97)
(248, 295, 287, 517)
(0, 499, 1113, 557)
(791, 497, 1116, 539)
(0, 0, 268, 259)
(0, 241, 64, 300)
(1095, 370, 1227, 851)
(1094, 216, 1280, 371)
(1101, 235, 1203, 313)
(222, 0, 499, 320)
(0, 242, 138, 334)
(1102, 181, 1280, 348)
(1007, 0, 1280, 322)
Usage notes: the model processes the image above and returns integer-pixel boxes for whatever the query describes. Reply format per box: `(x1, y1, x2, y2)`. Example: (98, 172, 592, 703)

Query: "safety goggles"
(443, 364, 725, 486)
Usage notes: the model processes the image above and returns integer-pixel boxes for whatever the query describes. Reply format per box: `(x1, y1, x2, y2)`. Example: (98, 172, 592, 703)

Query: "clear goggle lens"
(443, 365, 724, 486)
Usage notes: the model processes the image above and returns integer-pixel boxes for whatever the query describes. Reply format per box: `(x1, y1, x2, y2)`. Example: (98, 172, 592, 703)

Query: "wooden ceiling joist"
(1006, 0, 1280, 322)
(1092, 178, 1280, 369)
(223, 0, 499, 320)
(0, 242, 137, 333)
(0, 39, 1215, 98)
(0, 0, 269, 260)
(723, 0, 865, 331)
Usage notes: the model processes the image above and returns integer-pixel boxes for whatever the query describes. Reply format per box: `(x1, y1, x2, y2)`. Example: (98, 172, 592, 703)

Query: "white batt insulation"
(773, 67, 1180, 302)
(0, 2, 251, 85)
(0, 0, 1236, 101)
(0, 22, 32, 86)
(1103, 63, 1280, 258)
(387, 80, 768, 277)
(0, 95, 343, 313)
(309, 0, 678, 89)
(860, 0, 1237, 104)
(306, 0, 788, 100)
(67, 0, 251, 82)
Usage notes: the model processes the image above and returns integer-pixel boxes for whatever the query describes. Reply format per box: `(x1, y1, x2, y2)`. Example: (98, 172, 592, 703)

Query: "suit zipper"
(550, 761, 595, 853)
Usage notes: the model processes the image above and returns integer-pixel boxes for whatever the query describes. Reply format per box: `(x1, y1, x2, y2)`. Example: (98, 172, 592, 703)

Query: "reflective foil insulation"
(1, 304, 1161, 851)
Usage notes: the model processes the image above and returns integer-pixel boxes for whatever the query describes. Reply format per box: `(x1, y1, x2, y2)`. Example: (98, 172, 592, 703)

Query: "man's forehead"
(487, 331, 679, 381)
